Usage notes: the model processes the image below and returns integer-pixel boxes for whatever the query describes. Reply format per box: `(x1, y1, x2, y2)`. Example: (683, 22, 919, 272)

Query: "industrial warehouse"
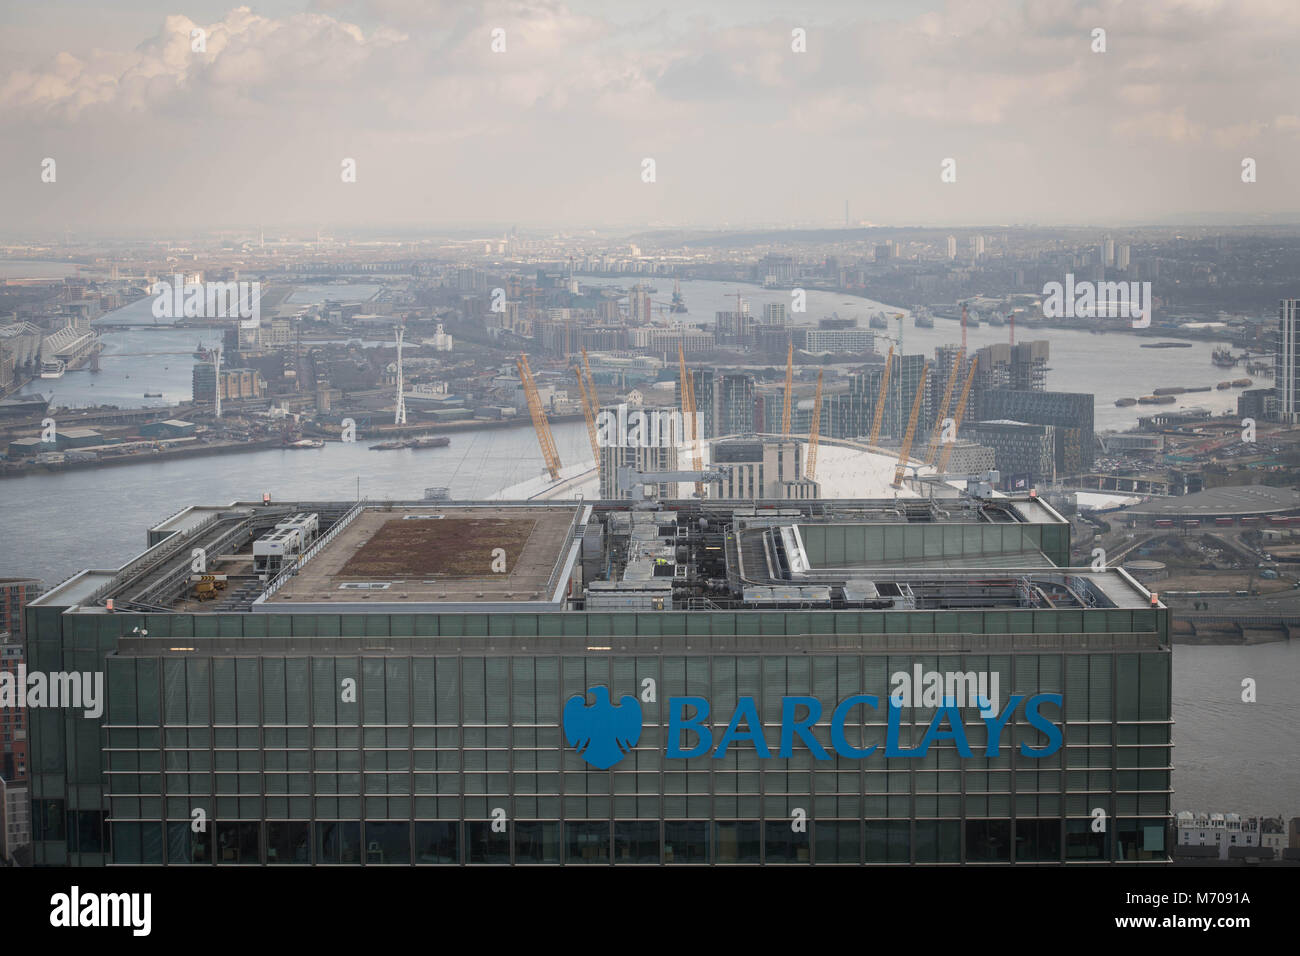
(25, 492, 1171, 866)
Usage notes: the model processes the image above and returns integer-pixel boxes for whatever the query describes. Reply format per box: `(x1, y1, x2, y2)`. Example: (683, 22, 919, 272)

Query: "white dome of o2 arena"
(492, 434, 938, 502)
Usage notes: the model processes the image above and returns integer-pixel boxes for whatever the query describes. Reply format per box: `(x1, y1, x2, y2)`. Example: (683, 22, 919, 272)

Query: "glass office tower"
(26, 498, 1171, 865)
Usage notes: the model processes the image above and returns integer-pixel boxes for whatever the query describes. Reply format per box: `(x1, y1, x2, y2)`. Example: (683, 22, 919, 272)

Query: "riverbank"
(0, 437, 286, 476)
(333, 412, 586, 436)
(1, 412, 589, 478)
(1171, 630, 1293, 646)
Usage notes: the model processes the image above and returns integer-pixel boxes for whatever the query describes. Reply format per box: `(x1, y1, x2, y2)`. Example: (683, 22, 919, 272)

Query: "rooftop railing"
(256, 499, 368, 604)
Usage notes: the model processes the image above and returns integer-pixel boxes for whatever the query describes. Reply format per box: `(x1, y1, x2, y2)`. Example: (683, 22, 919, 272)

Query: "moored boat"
(1212, 346, 1236, 367)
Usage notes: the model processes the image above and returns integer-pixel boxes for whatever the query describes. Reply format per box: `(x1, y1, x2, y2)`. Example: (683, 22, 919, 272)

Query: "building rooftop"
(31, 495, 1162, 621)
(263, 505, 582, 610)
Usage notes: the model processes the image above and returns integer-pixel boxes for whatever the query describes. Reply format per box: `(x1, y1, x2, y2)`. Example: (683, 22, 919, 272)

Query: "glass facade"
(52, 636, 1170, 865)
(797, 521, 1071, 569)
(23, 517, 1172, 868)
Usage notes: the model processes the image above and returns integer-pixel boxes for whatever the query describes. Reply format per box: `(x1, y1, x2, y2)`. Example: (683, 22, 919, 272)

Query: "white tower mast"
(394, 326, 407, 425)
(213, 345, 222, 420)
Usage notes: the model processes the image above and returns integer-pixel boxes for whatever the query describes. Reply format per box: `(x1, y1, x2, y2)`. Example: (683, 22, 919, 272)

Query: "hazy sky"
(2, 0, 1299, 235)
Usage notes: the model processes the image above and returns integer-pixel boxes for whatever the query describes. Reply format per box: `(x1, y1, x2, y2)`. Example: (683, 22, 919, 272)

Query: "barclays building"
(24, 496, 1172, 865)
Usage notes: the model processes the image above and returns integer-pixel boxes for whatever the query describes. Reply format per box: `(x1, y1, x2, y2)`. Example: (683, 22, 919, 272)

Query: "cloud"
(1, 0, 1298, 230)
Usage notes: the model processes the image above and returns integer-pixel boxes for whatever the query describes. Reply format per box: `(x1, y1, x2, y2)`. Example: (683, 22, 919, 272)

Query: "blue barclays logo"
(562, 685, 1064, 768)
(563, 686, 643, 769)
(666, 693, 1063, 761)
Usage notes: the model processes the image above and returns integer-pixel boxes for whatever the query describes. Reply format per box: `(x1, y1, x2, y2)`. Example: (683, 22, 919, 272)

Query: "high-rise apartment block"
(1276, 299, 1300, 424)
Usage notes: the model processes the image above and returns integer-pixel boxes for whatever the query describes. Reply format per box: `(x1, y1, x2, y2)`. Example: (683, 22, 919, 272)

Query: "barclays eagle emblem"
(563, 686, 642, 769)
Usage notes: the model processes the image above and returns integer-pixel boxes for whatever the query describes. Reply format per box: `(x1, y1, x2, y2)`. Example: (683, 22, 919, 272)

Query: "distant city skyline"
(2, 0, 1300, 232)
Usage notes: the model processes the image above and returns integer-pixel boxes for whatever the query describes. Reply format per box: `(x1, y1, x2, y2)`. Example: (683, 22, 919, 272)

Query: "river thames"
(1, 276, 1291, 818)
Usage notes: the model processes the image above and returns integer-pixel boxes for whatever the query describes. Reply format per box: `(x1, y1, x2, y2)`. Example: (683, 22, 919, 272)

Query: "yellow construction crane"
(678, 342, 704, 494)
(580, 349, 599, 419)
(517, 353, 562, 481)
(924, 351, 962, 465)
(937, 356, 979, 475)
(806, 369, 824, 479)
(868, 345, 894, 448)
(580, 347, 601, 447)
(573, 365, 601, 471)
(892, 363, 929, 488)
(781, 339, 794, 435)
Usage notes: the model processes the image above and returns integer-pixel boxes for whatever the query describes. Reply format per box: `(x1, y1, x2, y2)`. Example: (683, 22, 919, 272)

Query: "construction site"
(502, 337, 986, 504)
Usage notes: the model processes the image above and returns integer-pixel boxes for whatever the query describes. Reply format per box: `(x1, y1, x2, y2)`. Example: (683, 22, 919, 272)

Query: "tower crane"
(937, 356, 979, 474)
(924, 350, 962, 465)
(781, 339, 794, 435)
(517, 353, 562, 481)
(573, 364, 601, 473)
(868, 345, 894, 448)
(580, 348, 600, 423)
(892, 363, 929, 488)
(678, 342, 704, 494)
(806, 369, 824, 480)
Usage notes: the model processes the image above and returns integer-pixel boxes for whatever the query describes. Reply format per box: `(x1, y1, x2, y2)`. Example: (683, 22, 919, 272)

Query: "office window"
(215, 821, 259, 864)
(564, 821, 610, 864)
(111, 822, 164, 864)
(714, 820, 760, 864)
(966, 819, 1011, 862)
(167, 822, 213, 863)
(466, 821, 510, 863)
(315, 821, 360, 864)
(814, 821, 860, 864)
(1117, 654, 1169, 722)
(1016, 819, 1062, 862)
(1116, 818, 1166, 861)
(266, 821, 310, 864)
(764, 820, 808, 863)
(514, 821, 560, 864)
(664, 821, 709, 864)
(914, 820, 960, 862)
(613, 821, 659, 864)
(69, 810, 105, 855)
(364, 822, 410, 864)
(35, 799, 65, 841)
(414, 822, 459, 864)
(865, 821, 909, 863)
